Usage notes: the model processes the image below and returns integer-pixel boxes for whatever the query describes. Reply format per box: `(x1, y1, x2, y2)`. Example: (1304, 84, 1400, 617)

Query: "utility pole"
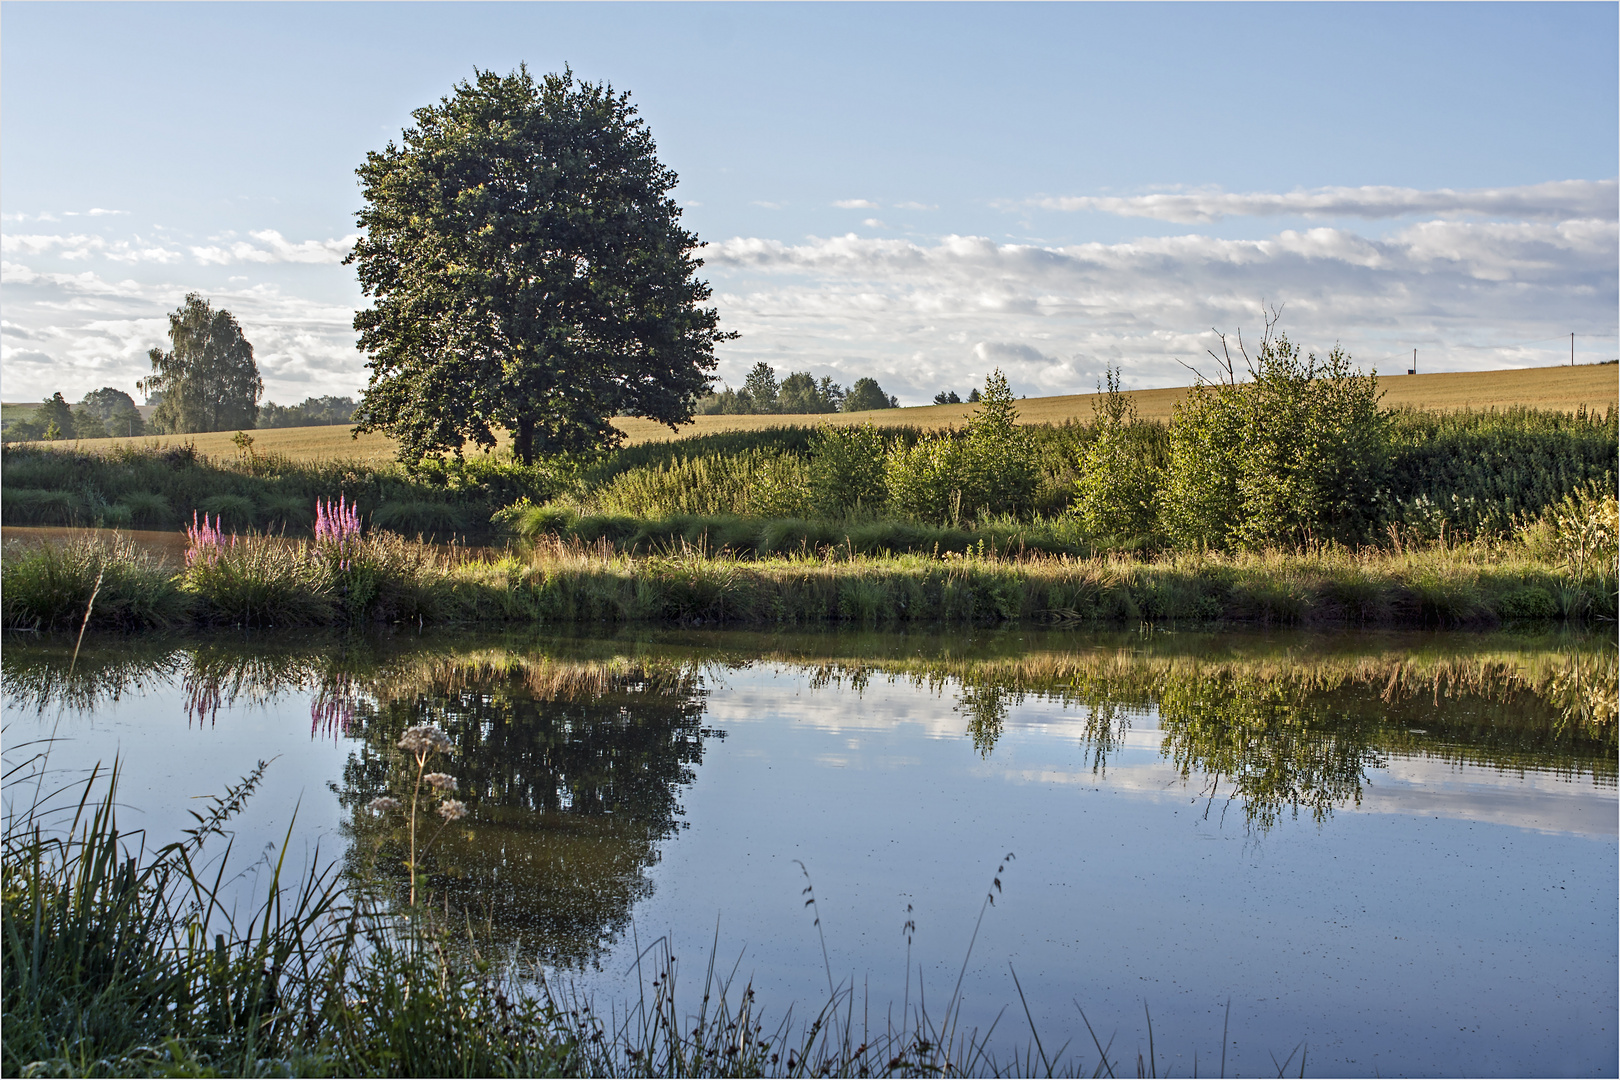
(1407, 348, 1417, 376)
(1571, 332, 1575, 367)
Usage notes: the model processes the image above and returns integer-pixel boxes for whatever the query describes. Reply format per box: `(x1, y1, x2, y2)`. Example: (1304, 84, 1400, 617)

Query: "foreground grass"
(3, 528, 1612, 633)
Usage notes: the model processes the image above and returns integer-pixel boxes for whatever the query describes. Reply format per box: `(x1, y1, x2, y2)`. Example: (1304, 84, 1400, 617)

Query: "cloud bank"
(2, 182, 1614, 407)
(1030, 180, 1618, 223)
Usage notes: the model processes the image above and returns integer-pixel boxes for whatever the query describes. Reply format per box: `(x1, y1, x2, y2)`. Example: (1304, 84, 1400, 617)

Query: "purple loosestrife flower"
(183, 511, 235, 568)
(314, 494, 363, 571)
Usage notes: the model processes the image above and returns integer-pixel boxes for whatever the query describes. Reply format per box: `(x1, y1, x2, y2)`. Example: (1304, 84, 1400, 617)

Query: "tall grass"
(5, 521, 1613, 633)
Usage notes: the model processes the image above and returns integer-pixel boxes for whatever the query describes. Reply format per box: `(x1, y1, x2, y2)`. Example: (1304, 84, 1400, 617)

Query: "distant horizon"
(5, 358, 1614, 421)
(3, 3, 1616, 407)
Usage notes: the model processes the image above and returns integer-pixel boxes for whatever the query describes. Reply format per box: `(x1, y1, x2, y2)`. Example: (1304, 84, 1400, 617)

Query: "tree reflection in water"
(332, 659, 719, 969)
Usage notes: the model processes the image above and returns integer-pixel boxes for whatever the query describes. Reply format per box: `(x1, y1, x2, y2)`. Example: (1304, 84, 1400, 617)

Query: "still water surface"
(3, 628, 1614, 1076)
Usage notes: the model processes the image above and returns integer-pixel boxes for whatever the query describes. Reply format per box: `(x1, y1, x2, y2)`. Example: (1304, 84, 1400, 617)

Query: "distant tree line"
(258, 396, 359, 428)
(3, 388, 147, 442)
(696, 362, 900, 415)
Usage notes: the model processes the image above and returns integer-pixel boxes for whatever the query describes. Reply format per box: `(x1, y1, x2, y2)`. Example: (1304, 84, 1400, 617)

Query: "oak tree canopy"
(349, 66, 733, 465)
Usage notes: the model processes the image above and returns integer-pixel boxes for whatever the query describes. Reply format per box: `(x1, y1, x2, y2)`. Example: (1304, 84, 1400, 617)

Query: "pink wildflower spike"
(185, 511, 229, 568)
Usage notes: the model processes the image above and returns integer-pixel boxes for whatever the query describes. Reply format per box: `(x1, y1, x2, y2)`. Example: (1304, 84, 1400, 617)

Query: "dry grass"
(16, 361, 1616, 461)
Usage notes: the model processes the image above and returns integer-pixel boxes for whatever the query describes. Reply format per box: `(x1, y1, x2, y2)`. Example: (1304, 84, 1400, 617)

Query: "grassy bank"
(4, 525, 1614, 633)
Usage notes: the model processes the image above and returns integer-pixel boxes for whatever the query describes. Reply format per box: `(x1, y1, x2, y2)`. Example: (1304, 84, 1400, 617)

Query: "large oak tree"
(348, 66, 732, 465)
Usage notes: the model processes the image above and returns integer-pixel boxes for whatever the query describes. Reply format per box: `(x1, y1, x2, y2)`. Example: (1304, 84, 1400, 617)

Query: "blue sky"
(3, 2, 1616, 406)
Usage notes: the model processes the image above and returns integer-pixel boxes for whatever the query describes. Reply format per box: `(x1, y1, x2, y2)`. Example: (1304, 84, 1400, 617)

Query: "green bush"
(886, 432, 969, 524)
(371, 499, 469, 537)
(1163, 334, 1388, 549)
(588, 449, 809, 518)
(198, 492, 258, 529)
(1074, 369, 1162, 541)
(2, 488, 87, 525)
(958, 371, 1039, 517)
(806, 422, 889, 517)
(1388, 406, 1618, 537)
(117, 491, 173, 527)
(886, 371, 1038, 524)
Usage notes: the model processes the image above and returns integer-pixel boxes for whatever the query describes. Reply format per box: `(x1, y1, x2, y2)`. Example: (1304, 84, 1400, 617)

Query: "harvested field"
(13, 362, 1615, 460)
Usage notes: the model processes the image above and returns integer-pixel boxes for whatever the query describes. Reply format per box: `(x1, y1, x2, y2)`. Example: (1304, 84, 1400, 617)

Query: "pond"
(3, 627, 1614, 1076)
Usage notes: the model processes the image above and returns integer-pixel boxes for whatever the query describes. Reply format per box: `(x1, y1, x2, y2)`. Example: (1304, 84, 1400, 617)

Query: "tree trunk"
(513, 415, 535, 466)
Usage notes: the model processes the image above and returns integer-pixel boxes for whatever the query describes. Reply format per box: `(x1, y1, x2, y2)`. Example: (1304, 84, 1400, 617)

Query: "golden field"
(10, 362, 1615, 462)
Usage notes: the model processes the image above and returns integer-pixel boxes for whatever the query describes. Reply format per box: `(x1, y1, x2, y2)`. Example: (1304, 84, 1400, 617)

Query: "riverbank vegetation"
(4, 344, 1615, 632)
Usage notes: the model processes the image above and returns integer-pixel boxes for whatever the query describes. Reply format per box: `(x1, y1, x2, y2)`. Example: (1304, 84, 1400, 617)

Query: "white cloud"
(87, 208, 128, 217)
(894, 201, 937, 211)
(862, 218, 885, 228)
(190, 230, 358, 265)
(750, 200, 784, 209)
(834, 198, 879, 209)
(1030, 180, 1619, 223)
(703, 212, 1618, 401)
(0, 260, 366, 403)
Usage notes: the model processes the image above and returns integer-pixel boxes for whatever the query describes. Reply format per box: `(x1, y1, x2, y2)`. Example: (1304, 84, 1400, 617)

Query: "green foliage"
(0, 534, 188, 631)
(886, 371, 1038, 524)
(886, 432, 969, 523)
(145, 294, 263, 434)
(258, 395, 358, 428)
(587, 449, 810, 519)
(19, 392, 78, 442)
(350, 66, 731, 465)
(741, 361, 780, 411)
(1074, 368, 1161, 541)
(2, 487, 87, 525)
(961, 370, 1038, 516)
(1387, 405, 1619, 537)
(78, 386, 145, 438)
(1164, 333, 1388, 549)
(806, 422, 890, 517)
(370, 499, 470, 538)
(198, 492, 258, 529)
(1, 442, 554, 541)
(778, 370, 846, 413)
(844, 376, 898, 411)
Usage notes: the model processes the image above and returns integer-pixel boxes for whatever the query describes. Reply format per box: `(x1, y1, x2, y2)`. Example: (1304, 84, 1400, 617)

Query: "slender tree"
(144, 294, 262, 434)
(348, 66, 733, 465)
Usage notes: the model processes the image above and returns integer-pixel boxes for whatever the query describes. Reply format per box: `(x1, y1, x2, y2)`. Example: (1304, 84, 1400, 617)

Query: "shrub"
(197, 493, 258, 529)
(1163, 331, 1388, 549)
(886, 432, 968, 524)
(180, 532, 331, 627)
(806, 423, 889, 517)
(886, 371, 1038, 524)
(1389, 406, 1618, 537)
(496, 499, 580, 539)
(372, 499, 469, 538)
(958, 370, 1039, 517)
(2, 488, 86, 525)
(1074, 368, 1161, 541)
(118, 491, 173, 527)
(589, 449, 809, 519)
(259, 492, 313, 530)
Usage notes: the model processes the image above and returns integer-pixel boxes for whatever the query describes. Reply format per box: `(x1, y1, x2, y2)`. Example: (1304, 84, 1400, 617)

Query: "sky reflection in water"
(3, 628, 1614, 1077)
